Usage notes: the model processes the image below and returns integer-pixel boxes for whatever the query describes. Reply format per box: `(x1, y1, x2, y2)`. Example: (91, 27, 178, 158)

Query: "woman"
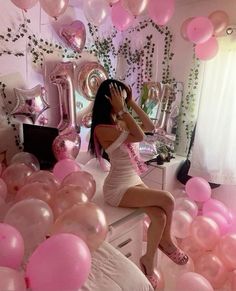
(88, 79, 188, 289)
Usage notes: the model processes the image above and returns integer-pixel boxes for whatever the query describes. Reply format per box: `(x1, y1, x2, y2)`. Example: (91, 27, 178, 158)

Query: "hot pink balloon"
(51, 202, 108, 251)
(190, 216, 220, 251)
(204, 211, 229, 235)
(62, 170, 96, 200)
(26, 170, 60, 191)
(11, 0, 38, 10)
(51, 185, 88, 219)
(194, 253, 228, 289)
(180, 17, 194, 41)
(39, 0, 69, 19)
(217, 234, 236, 270)
(26, 233, 91, 291)
(83, 0, 110, 26)
(10, 152, 40, 171)
(0, 223, 24, 269)
(0, 266, 26, 291)
(148, 0, 175, 26)
(1, 163, 34, 200)
(203, 198, 230, 223)
(121, 0, 148, 16)
(111, 2, 134, 31)
(175, 272, 214, 291)
(195, 36, 219, 61)
(0, 178, 7, 200)
(53, 158, 81, 182)
(185, 177, 211, 202)
(187, 16, 214, 44)
(209, 10, 229, 36)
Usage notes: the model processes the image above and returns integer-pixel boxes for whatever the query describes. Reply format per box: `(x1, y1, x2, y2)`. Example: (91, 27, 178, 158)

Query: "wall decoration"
(11, 85, 50, 124)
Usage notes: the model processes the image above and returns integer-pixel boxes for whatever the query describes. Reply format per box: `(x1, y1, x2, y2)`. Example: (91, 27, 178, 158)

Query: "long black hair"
(88, 78, 128, 157)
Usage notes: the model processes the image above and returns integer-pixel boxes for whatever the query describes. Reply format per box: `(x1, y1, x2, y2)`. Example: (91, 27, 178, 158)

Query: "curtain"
(189, 36, 236, 185)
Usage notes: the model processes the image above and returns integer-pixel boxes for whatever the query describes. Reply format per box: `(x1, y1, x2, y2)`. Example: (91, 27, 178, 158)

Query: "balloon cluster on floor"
(0, 152, 110, 291)
(144, 176, 236, 291)
(180, 10, 229, 61)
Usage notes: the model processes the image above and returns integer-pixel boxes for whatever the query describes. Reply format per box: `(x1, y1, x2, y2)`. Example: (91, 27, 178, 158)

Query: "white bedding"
(81, 241, 153, 291)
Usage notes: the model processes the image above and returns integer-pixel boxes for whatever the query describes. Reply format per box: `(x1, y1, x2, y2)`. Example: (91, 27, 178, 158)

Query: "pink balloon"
(171, 210, 193, 238)
(231, 270, 236, 291)
(190, 216, 220, 251)
(15, 182, 55, 207)
(26, 170, 60, 191)
(187, 16, 214, 44)
(180, 236, 204, 261)
(0, 266, 26, 291)
(204, 211, 229, 235)
(194, 253, 228, 289)
(175, 272, 214, 291)
(203, 198, 230, 223)
(4, 199, 54, 259)
(51, 202, 108, 251)
(185, 177, 211, 202)
(62, 170, 96, 200)
(195, 36, 219, 61)
(209, 10, 229, 36)
(175, 197, 198, 218)
(10, 152, 40, 171)
(59, 20, 86, 53)
(148, 0, 175, 26)
(111, 2, 134, 31)
(121, 0, 148, 16)
(0, 223, 24, 269)
(26, 233, 91, 291)
(11, 0, 38, 10)
(180, 17, 194, 41)
(217, 234, 236, 270)
(83, 0, 110, 26)
(53, 158, 81, 182)
(51, 185, 88, 219)
(0, 178, 7, 200)
(39, 0, 69, 19)
(1, 163, 34, 200)
(0, 162, 2, 176)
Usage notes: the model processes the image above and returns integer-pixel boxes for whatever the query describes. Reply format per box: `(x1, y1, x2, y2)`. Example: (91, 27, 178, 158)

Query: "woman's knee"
(147, 207, 167, 225)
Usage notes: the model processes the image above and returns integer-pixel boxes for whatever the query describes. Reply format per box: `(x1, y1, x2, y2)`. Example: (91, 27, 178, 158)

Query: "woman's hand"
(106, 83, 125, 114)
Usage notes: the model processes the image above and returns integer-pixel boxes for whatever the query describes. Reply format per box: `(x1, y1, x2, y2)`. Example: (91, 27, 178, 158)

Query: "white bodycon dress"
(103, 131, 145, 207)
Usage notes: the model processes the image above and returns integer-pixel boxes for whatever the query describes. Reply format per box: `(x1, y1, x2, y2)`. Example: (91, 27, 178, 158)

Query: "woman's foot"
(140, 256, 159, 289)
(158, 241, 188, 265)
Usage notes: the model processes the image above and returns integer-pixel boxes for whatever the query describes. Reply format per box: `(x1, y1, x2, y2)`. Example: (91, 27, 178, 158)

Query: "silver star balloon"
(11, 84, 50, 124)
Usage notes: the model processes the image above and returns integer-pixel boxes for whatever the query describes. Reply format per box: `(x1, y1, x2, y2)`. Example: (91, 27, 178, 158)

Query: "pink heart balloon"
(52, 132, 81, 161)
(60, 20, 86, 53)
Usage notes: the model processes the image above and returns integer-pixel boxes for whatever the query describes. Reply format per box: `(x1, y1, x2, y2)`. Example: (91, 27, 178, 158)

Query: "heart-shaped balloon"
(59, 20, 86, 53)
(52, 132, 81, 161)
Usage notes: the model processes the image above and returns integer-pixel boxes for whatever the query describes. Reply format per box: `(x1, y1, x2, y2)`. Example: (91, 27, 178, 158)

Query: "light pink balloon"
(194, 253, 228, 289)
(11, 0, 38, 10)
(0, 223, 24, 269)
(0, 178, 7, 200)
(39, 0, 69, 19)
(180, 17, 194, 41)
(180, 236, 204, 261)
(190, 216, 220, 251)
(111, 2, 134, 31)
(0, 266, 26, 291)
(204, 211, 229, 235)
(217, 234, 236, 270)
(26, 170, 60, 191)
(1, 163, 34, 200)
(15, 182, 55, 208)
(51, 202, 108, 251)
(51, 185, 88, 219)
(203, 198, 230, 223)
(53, 158, 81, 182)
(26, 233, 91, 291)
(148, 0, 175, 26)
(209, 10, 229, 36)
(185, 177, 211, 202)
(175, 272, 214, 291)
(171, 210, 193, 238)
(10, 152, 40, 171)
(195, 36, 219, 61)
(83, 0, 110, 26)
(107, 0, 119, 5)
(175, 197, 198, 218)
(187, 16, 214, 44)
(4, 199, 54, 259)
(121, 0, 148, 16)
(62, 170, 96, 200)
